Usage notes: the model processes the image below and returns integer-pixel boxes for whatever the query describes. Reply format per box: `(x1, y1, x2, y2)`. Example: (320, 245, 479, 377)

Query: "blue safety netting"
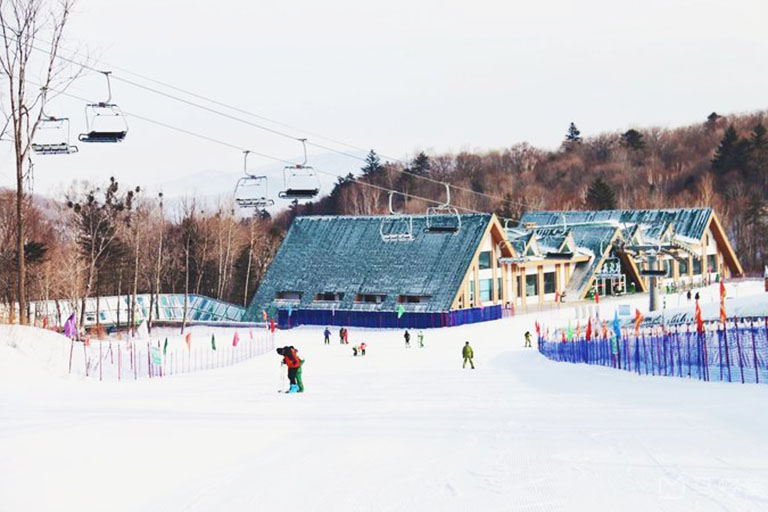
(276, 304, 501, 329)
(538, 319, 768, 385)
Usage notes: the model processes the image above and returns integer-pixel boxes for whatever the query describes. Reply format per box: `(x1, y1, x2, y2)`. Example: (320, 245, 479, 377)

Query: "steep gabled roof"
(564, 224, 621, 296)
(519, 208, 713, 241)
(246, 214, 493, 316)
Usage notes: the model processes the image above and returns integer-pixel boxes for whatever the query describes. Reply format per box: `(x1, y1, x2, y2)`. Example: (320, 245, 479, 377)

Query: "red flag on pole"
(595, 290, 600, 303)
(185, 332, 192, 350)
(695, 299, 704, 334)
(586, 317, 592, 341)
(270, 317, 275, 333)
(634, 309, 644, 335)
(535, 321, 541, 336)
(232, 331, 239, 347)
(719, 280, 727, 324)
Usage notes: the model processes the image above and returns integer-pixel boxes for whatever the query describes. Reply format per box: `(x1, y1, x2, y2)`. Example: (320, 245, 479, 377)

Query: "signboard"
(150, 346, 163, 366)
(618, 304, 631, 317)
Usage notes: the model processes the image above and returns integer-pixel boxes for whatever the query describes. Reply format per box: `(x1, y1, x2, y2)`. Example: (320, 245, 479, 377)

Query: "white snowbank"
(2, 293, 768, 512)
(0, 324, 74, 382)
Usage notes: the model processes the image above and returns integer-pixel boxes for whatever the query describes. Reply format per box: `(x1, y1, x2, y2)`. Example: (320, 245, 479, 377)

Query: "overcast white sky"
(2, 0, 767, 203)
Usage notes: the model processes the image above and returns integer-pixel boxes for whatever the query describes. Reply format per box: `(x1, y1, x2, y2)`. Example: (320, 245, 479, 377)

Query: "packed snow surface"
(3, 287, 768, 511)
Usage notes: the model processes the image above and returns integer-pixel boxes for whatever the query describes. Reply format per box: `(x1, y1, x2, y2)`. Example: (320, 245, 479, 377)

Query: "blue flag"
(287, 303, 293, 317)
(613, 310, 622, 341)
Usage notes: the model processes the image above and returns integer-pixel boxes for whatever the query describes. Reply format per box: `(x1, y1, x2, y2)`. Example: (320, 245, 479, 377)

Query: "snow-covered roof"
(246, 214, 493, 315)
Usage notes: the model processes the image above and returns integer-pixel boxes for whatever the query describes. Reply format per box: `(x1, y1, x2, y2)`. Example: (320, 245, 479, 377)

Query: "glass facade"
(544, 272, 556, 294)
(526, 274, 538, 297)
(478, 251, 492, 270)
(479, 279, 493, 302)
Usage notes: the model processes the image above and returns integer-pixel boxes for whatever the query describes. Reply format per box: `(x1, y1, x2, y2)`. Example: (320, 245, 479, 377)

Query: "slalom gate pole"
(158, 341, 163, 378)
(147, 342, 152, 379)
(68, 340, 74, 374)
(118, 344, 121, 381)
(99, 340, 103, 382)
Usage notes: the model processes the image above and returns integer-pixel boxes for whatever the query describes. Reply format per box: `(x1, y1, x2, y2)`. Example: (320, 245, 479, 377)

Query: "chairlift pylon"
(234, 150, 274, 211)
(425, 182, 461, 233)
(379, 191, 414, 242)
(78, 71, 128, 143)
(278, 138, 320, 200)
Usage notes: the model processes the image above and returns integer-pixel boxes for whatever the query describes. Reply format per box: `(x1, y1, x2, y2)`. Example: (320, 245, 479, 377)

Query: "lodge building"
(245, 208, 743, 327)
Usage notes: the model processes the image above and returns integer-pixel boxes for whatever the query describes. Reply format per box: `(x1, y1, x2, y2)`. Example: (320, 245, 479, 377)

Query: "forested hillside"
(283, 110, 768, 273)
(2, 110, 766, 322)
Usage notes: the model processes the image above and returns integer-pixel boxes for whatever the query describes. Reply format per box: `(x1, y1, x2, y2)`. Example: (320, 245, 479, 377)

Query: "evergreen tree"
(705, 112, 722, 131)
(411, 152, 430, 176)
(361, 150, 382, 176)
(585, 176, 616, 210)
(748, 123, 768, 189)
(565, 122, 582, 144)
(712, 125, 749, 177)
(620, 129, 645, 151)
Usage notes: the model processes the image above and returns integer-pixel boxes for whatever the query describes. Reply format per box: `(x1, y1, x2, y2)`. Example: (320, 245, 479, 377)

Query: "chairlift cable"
(37, 83, 501, 217)
(29, 40, 530, 210)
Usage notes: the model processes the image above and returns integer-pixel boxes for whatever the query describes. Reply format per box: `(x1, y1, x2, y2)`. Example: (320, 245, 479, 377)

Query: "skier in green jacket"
(462, 341, 475, 369)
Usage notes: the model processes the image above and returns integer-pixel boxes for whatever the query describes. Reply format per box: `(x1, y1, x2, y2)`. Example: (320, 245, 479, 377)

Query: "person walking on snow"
(462, 341, 475, 369)
(324, 327, 331, 345)
(339, 327, 345, 345)
(344, 328, 349, 344)
(417, 330, 424, 348)
(524, 331, 532, 348)
(404, 330, 411, 348)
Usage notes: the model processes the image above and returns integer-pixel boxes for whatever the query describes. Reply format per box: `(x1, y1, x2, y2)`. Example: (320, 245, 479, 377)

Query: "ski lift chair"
(31, 116, 78, 155)
(380, 191, 414, 242)
(79, 71, 128, 143)
(425, 182, 461, 233)
(278, 139, 320, 200)
(234, 151, 274, 210)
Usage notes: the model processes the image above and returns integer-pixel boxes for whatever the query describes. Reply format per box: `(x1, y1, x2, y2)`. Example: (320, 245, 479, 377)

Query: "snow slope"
(2, 300, 768, 511)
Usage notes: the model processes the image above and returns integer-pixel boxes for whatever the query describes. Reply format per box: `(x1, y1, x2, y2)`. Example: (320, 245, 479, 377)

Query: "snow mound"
(0, 324, 73, 381)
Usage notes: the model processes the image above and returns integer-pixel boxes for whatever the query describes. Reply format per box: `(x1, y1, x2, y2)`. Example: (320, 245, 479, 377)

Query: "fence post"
(750, 321, 759, 384)
(723, 325, 732, 383)
(734, 322, 745, 384)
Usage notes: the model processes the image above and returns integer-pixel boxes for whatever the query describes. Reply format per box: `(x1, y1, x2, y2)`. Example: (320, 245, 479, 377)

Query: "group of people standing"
(403, 330, 425, 348)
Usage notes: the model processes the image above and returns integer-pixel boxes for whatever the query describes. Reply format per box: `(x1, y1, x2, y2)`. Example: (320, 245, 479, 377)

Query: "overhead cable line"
(34, 41, 530, 210)
(38, 83, 495, 216)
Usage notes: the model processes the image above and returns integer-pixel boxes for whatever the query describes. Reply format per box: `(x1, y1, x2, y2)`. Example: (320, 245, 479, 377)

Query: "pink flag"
(249, 329, 254, 340)
(63, 312, 77, 339)
(233, 331, 240, 347)
(185, 333, 192, 350)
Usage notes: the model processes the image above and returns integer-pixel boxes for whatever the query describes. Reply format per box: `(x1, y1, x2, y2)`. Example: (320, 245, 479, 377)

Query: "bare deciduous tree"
(0, 0, 79, 324)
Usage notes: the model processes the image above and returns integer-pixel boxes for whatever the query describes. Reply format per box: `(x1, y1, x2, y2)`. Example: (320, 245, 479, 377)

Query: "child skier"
(324, 327, 331, 345)
(404, 330, 411, 348)
(344, 328, 349, 344)
(277, 346, 304, 393)
(339, 327, 345, 345)
(359, 342, 367, 356)
(524, 331, 532, 348)
(417, 330, 424, 348)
